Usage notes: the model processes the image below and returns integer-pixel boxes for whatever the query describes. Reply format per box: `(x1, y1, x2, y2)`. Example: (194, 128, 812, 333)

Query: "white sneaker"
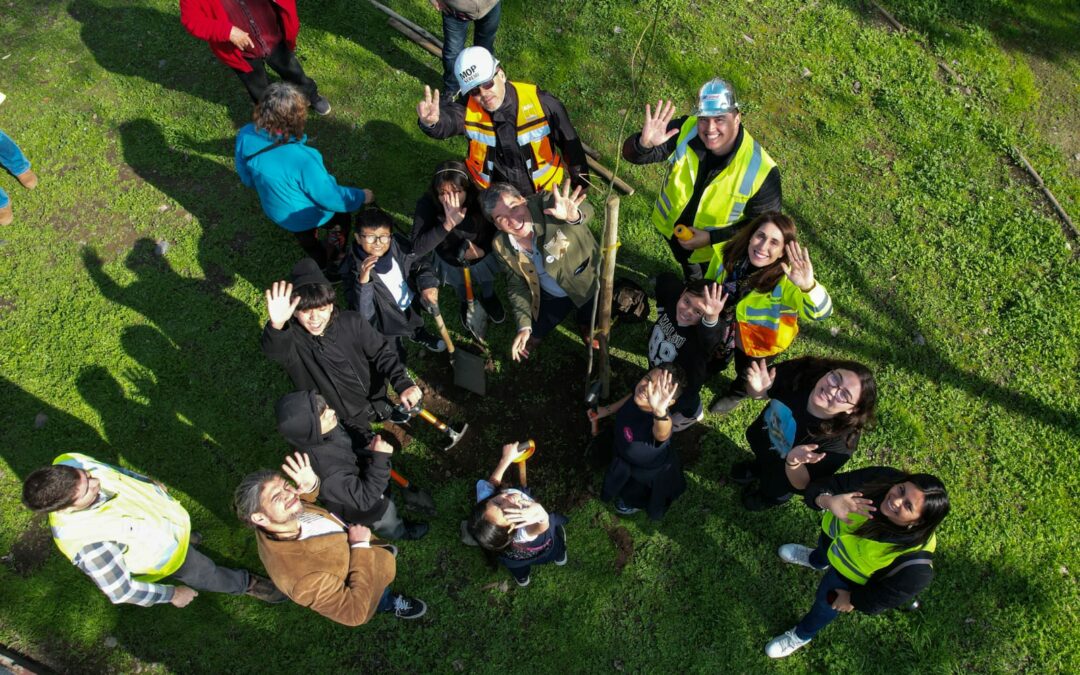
(778, 544, 824, 570)
(670, 406, 704, 432)
(765, 628, 810, 658)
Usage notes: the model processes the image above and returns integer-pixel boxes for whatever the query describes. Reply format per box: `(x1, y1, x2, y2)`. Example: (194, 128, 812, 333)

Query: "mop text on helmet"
(454, 47, 500, 96)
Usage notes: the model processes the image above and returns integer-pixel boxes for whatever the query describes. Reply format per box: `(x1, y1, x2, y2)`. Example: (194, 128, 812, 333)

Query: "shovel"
(424, 300, 486, 396)
(458, 243, 488, 343)
(397, 403, 469, 451)
(511, 440, 535, 487)
(390, 468, 437, 516)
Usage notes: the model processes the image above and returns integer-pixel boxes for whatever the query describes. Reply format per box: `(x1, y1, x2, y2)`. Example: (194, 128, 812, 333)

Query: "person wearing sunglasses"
(416, 46, 589, 196)
(731, 356, 878, 511)
(622, 78, 781, 281)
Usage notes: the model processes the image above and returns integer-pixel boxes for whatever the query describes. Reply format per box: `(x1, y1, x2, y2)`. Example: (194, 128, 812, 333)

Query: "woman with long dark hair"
(411, 159, 505, 330)
(704, 212, 833, 414)
(765, 467, 950, 658)
(733, 356, 878, 510)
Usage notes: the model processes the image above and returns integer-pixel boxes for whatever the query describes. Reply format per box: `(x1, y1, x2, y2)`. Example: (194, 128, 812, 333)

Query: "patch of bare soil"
(3, 514, 54, 576)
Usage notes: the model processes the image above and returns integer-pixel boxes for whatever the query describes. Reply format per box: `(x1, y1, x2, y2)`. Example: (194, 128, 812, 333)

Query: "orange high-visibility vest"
(464, 82, 565, 191)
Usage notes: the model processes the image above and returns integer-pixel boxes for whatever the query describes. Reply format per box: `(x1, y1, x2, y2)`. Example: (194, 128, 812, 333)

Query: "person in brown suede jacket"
(235, 453, 428, 624)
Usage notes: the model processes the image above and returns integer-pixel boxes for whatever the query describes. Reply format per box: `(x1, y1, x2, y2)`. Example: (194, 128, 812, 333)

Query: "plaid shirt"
(73, 541, 175, 606)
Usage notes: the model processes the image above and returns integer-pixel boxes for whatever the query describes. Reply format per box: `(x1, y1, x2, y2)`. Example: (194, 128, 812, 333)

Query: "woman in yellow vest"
(705, 212, 833, 414)
(765, 466, 950, 658)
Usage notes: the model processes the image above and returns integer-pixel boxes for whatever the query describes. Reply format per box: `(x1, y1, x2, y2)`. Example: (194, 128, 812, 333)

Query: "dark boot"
(246, 574, 288, 603)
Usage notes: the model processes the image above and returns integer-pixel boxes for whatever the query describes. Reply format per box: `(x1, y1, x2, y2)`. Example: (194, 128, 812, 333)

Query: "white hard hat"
(454, 46, 500, 97)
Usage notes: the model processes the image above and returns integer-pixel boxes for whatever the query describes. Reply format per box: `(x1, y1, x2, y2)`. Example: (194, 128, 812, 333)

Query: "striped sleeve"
(72, 542, 175, 606)
(798, 282, 833, 321)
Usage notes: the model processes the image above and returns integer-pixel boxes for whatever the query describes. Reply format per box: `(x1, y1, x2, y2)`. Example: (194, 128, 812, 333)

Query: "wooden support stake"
(1013, 146, 1079, 238)
(387, 18, 443, 59)
(597, 195, 620, 398)
(368, 0, 444, 48)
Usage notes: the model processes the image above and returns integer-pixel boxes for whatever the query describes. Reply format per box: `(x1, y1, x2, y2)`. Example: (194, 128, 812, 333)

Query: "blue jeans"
(794, 538, 854, 641)
(0, 130, 32, 208)
(441, 2, 502, 94)
(376, 586, 395, 612)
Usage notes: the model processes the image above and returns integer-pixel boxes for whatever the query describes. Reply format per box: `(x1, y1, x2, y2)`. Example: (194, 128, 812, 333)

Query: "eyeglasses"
(468, 80, 497, 98)
(358, 234, 391, 244)
(825, 371, 856, 406)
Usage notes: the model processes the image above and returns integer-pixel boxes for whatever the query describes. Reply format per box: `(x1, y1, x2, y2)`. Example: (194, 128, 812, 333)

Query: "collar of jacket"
(254, 125, 308, 147)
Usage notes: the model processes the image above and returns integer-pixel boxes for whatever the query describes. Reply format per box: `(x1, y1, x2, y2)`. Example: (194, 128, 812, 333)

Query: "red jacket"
(179, 0, 299, 73)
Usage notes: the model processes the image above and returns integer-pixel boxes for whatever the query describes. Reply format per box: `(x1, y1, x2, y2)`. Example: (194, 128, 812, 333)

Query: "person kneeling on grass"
(467, 443, 568, 587)
(731, 356, 877, 511)
(765, 466, 949, 658)
(597, 363, 688, 520)
(262, 258, 423, 438)
(236, 454, 428, 624)
(647, 272, 728, 432)
(236, 83, 371, 278)
(276, 390, 429, 540)
(343, 207, 446, 356)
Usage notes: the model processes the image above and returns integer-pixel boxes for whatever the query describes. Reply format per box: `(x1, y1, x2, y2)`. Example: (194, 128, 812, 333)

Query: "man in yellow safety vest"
(417, 46, 589, 196)
(22, 453, 285, 608)
(623, 78, 782, 280)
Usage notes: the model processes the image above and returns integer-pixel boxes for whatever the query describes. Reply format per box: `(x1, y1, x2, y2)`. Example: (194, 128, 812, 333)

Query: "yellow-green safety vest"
(821, 511, 936, 585)
(650, 117, 776, 264)
(705, 259, 832, 357)
(49, 453, 191, 582)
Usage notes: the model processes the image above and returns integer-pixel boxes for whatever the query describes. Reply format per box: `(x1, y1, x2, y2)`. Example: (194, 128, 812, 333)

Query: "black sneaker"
(554, 525, 568, 565)
(310, 95, 332, 116)
(514, 574, 531, 587)
(741, 488, 792, 512)
(709, 394, 744, 414)
(478, 294, 505, 324)
(389, 593, 427, 619)
(402, 521, 430, 540)
(245, 574, 289, 604)
(410, 328, 446, 353)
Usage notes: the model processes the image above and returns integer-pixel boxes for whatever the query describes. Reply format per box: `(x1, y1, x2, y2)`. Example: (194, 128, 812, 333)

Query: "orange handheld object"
(417, 408, 448, 432)
(587, 410, 599, 437)
(390, 469, 408, 487)
(511, 440, 536, 463)
(463, 265, 475, 302)
(673, 224, 693, 241)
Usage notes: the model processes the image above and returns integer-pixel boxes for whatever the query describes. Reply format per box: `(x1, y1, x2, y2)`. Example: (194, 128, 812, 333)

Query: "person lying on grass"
(764, 467, 949, 658)
(731, 357, 878, 511)
(343, 206, 445, 357)
(262, 257, 423, 438)
(236, 454, 428, 624)
(647, 272, 728, 432)
(466, 442, 568, 588)
(276, 390, 429, 540)
(596, 363, 688, 520)
(704, 211, 833, 415)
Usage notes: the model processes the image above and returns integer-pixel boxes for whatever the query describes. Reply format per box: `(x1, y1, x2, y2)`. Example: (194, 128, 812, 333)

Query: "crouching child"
(467, 443, 568, 587)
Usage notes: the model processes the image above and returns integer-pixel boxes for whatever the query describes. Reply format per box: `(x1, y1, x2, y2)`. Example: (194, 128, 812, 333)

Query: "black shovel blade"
(452, 348, 487, 396)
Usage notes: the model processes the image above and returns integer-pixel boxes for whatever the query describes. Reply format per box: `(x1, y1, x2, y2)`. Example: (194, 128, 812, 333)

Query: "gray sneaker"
(709, 394, 744, 414)
(778, 544, 825, 570)
(765, 628, 810, 658)
(310, 96, 331, 116)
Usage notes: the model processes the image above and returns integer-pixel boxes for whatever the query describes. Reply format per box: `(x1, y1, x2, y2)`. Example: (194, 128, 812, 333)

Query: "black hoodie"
(276, 391, 392, 525)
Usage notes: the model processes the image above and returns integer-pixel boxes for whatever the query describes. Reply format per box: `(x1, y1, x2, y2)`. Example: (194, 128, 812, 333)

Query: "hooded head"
(276, 390, 335, 448)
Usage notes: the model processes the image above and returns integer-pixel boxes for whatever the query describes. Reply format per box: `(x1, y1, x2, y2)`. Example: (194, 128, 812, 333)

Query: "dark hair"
(313, 393, 328, 415)
(358, 206, 395, 233)
(721, 212, 798, 292)
(480, 182, 523, 221)
(681, 277, 719, 299)
(234, 470, 279, 529)
(428, 160, 480, 215)
(789, 356, 877, 446)
(253, 82, 308, 140)
(290, 283, 338, 312)
(467, 496, 515, 552)
(22, 465, 81, 512)
(649, 362, 688, 401)
(854, 472, 950, 551)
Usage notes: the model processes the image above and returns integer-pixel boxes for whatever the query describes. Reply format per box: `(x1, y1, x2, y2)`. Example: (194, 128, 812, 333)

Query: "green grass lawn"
(1, 0, 1078, 672)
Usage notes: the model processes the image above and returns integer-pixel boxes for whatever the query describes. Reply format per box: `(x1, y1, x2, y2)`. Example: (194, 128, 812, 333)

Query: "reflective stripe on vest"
(820, 511, 937, 586)
(49, 453, 191, 582)
(463, 82, 566, 191)
(650, 118, 776, 263)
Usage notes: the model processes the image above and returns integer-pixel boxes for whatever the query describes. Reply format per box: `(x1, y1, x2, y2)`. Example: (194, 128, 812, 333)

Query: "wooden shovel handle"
(463, 265, 475, 302)
(417, 408, 448, 432)
(430, 309, 455, 355)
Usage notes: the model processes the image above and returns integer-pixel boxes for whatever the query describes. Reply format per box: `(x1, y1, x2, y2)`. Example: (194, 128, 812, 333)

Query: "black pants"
(665, 234, 706, 281)
(233, 42, 319, 104)
(293, 211, 351, 270)
(532, 289, 595, 340)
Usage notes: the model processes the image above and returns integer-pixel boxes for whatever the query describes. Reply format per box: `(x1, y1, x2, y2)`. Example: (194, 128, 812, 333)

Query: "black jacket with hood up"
(276, 390, 392, 525)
